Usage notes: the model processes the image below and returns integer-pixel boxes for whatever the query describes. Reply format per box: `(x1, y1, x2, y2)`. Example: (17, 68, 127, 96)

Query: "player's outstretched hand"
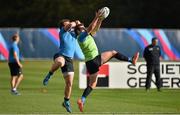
(96, 10, 103, 18)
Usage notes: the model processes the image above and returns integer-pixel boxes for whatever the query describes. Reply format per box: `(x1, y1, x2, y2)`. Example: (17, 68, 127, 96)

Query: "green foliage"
(0, 0, 104, 27)
(0, 0, 180, 28)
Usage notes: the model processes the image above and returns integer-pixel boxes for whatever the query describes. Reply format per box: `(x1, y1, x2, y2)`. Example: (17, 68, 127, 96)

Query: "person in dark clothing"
(143, 37, 161, 91)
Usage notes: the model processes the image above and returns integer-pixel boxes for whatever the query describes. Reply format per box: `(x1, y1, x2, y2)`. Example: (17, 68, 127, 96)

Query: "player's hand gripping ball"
(99, 7, 110, 19)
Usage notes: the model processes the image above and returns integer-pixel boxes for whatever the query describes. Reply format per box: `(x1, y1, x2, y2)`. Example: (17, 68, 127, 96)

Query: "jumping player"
(75, 11, 139, 112)
(42, 19, 78, 113)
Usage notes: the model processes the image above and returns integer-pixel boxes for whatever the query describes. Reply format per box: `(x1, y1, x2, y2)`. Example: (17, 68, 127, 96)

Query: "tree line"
(0, 0, 180, 28)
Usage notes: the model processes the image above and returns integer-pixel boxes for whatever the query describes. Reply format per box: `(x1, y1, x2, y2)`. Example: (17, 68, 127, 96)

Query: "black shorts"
(86, 55, 102, 74)
(8, 62, 22, 76)
(53, 53, 74, 73)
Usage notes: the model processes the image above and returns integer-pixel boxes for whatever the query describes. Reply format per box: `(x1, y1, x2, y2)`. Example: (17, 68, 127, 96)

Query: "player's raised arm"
(86, 11, 102, 34)
(90, 7, 110, 35)
(91, 18, 103, 36)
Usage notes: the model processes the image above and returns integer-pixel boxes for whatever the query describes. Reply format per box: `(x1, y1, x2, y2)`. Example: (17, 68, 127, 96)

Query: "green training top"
(78, 32, 99, 61)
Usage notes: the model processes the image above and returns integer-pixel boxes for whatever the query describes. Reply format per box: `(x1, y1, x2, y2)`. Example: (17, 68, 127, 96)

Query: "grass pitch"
(0, 60, 180, 114)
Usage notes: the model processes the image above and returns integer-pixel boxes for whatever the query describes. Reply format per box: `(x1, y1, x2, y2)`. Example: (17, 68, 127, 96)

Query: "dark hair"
(59, 19, 70, 29)
(12, 34, 19, 41)
(75, 23, 85, 35)
(152, 37, 157, 42)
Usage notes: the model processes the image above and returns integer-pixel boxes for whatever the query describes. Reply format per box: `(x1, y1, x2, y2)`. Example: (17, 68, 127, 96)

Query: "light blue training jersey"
(8, 42, 20, 63)
(58, 27, 76, 58)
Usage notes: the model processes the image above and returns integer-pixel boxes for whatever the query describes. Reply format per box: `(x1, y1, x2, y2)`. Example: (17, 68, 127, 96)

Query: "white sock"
(13, 88, 17, 91)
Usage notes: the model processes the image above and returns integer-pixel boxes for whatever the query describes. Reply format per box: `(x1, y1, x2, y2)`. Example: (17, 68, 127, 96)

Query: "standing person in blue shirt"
(8, 34, 23, 96)
(43, 19, 78, 113)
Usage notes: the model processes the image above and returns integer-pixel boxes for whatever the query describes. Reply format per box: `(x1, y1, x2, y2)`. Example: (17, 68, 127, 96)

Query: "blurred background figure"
(8, 34, 23, 95)
(143, 37, 161, 91)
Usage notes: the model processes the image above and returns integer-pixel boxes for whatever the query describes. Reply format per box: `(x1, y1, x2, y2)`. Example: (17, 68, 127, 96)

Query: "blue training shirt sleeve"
(12, 44, 17, 54)
(79, 32, 88, 42)
(14, 45, 19, 57)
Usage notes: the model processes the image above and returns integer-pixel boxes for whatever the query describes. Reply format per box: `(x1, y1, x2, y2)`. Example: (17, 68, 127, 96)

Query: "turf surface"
(0, 60, 180, 114)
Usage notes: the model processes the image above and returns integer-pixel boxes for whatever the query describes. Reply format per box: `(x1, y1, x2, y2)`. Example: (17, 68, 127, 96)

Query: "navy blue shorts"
(8, 62, 22, 76)
(86, 55, 101, 74)
(53, 53, 74, 73)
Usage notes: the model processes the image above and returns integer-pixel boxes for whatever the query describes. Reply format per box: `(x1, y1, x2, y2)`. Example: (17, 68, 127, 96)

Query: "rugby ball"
(99, 7, 110, 19)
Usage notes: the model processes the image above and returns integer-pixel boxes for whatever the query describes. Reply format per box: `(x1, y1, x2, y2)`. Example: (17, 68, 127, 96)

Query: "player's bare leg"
(43, 56, 65, 85)
(14, 74, 23, 90)
(11, 75, 22, 95)
(62, 72, 74, 113)
(101, 50, 139, 65)
(11, 76, 17, 89)
(77, 72, 98, 112)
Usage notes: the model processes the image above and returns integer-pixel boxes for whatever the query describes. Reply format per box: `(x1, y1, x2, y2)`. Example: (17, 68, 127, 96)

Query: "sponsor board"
(79, 62, 180, 89)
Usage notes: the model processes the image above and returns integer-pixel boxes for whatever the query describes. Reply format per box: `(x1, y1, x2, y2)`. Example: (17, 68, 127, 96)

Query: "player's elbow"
(90, 31, 96, 36)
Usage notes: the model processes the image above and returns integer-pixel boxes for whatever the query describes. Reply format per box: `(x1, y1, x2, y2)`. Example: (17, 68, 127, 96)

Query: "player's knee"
(57, 61, 63, 67)
(55, 57, 65, 66)
(112, 50, 117, 55)
(17, 74, 23, 78)
(89, 83, 96, 89)
(90, 85, 96, 89)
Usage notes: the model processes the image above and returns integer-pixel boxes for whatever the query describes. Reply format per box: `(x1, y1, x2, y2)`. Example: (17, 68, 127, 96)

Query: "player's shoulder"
(157, 45, 161, 48)
(12, 42, 17, 47)
(156, 45, 161, 50)
(145, 45, 150, 49)
(79, 31, 88, 37)
(78, 32, 88, 42)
